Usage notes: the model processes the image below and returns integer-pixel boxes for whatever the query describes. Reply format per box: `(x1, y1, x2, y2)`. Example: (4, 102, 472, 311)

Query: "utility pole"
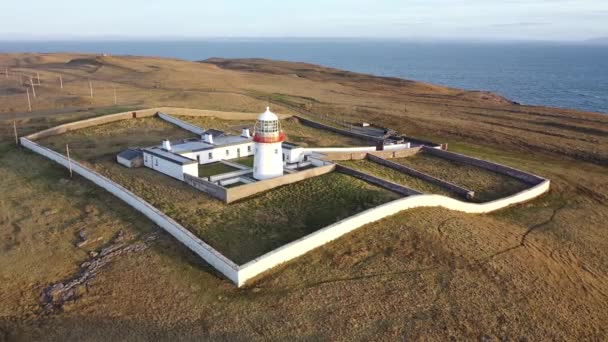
(26, 88, 32, 112)
(13, 120, 18, 145)
(89, 80, 93, 98)
(59, 75, 63, 90)
(30, 77, 36, 98)
(66, 144, 73, 178)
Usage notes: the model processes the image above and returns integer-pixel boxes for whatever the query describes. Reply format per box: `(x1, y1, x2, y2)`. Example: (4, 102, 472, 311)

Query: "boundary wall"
(366, 154, 475, 199)
(295, 116, 384, 143)
(422, 147, 545, 185)
(184, 164, 335, 203)
(157, 112, 206, 135)
(336, 165, 422, 197)
(20, 137, 239, 283)
(322, 146, 422, 161)
(20, 107, 551, 288)
(225, 164, 335, 203)
(184, 174, 228, 201)
(236, 178, 550, 285)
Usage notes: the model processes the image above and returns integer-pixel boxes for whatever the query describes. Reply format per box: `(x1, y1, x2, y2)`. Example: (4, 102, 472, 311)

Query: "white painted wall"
(236, 179, 550, 286)
(188, 143, 254, 164)
(254, 142, 284, 180)
(20, 138, 239, 284)
(157, 112, 206, 135)
(284, 144, 410, 164)
(117, 155, 132, 168)
(143, 151, 190, 181)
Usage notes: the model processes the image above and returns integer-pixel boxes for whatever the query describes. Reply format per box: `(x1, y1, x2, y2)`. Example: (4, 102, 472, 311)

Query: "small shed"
(117, 148, 143, 168)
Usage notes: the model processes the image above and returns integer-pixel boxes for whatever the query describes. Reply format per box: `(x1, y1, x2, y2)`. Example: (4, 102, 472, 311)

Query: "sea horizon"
(1, 39, 606, 114)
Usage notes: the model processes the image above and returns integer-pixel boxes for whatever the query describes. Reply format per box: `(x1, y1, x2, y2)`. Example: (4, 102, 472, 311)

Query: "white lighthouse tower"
(253, 107, 284, 180)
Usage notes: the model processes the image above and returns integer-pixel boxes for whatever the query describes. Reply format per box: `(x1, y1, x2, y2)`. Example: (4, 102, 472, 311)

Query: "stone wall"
(296, 116, 384, 143)
(335, 164, 422, 197)
(423, 147, 545, 185)
(366, 154, 475, 199)
(368, 147, 422, 159)
(184, 174, 227, 201)
(225, 164, 335, 203)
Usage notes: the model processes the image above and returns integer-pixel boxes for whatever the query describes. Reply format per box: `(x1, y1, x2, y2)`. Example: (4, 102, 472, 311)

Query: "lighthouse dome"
(257, 107, 278, 121)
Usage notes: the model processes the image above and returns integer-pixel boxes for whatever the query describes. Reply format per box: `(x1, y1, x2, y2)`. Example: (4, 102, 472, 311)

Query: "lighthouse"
(253, 107, 284, 180)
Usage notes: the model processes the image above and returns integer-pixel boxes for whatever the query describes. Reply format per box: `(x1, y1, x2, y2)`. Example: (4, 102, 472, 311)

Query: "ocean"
(1, 40, 607, 113)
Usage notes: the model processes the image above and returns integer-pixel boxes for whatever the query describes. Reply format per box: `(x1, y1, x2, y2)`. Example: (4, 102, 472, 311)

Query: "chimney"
(241, 128, 251, 138)
(204, 133, 214, 144)
(162, 139, 171, 151)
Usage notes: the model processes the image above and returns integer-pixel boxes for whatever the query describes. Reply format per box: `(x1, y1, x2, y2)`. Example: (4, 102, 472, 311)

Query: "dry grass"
(391, 153, 531, 202)
(1, 54, 607, 341)
(34, 116, 398, 264)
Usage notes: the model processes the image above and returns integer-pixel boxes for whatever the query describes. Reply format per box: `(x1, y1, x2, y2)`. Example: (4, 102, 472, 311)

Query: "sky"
(1, 0, 607, 41)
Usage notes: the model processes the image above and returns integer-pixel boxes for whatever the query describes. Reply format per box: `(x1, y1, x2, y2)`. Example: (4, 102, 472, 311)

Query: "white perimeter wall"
(236, 179, 550, 286)
(20, 137, 239, 284)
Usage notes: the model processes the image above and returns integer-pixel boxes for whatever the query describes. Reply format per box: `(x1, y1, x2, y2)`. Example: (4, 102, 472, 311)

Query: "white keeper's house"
(137, 107, 299, 182)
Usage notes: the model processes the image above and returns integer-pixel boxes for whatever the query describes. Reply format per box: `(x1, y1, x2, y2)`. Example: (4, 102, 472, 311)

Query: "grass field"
(339, 159, 455, 197)
(392, 153, 531, 202)
(1, 54, 607, 341)
(35, 115, 398, 264)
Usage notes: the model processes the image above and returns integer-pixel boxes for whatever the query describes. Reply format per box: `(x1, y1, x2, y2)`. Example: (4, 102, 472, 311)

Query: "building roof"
(282, 142, 301, 150)
(204, 129, 225, 137)
(169, 135, 252, 153)
(143, 147, 197, 165)
(257, 107, 278, 121)
(117, 148, 142, 160)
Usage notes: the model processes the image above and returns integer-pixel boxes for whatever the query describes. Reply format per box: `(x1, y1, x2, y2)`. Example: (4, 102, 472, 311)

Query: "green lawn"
(198, 162, 239, 178)
(231, 156, 254, 167)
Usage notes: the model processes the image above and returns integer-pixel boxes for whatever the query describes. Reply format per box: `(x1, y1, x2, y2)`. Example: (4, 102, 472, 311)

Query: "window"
(208, 152, 213, 159)
(154, 159, 158, 166)
(247, 146, 251, 152)
(197, 155, 201, 163)
(225, 149, 229, 156)
(282, 153, 286, 161)
(275, 148, 278, 154)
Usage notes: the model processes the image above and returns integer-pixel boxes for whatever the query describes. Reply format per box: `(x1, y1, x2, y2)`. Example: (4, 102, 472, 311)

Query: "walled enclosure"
(20, 108, 550, 287)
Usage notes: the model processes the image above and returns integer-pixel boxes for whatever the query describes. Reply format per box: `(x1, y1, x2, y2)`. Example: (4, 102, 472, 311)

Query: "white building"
(253, 107, 284, 180)
(170, 129, 254, 164)
(143, 141, 199, 181)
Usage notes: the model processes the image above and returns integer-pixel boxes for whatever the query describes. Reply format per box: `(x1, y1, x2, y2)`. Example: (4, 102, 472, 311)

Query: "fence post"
(66, 144, 73, 178)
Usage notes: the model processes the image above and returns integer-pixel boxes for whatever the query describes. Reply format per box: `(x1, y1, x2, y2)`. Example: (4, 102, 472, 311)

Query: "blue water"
(1, 40, 607, 113)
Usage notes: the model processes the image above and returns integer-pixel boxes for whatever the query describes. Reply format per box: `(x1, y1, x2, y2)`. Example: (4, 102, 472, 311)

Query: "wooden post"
(13, 120, 18, 145)
(36, 72, 41, 85)
(4, 67, 8, 79)
(30, 77, 36, 98)
(19, 74, 23, 85)
(89, 80, 93, 98)
(66, 144, 73, 178)
(113, 87, 117, 105)
(59, 75, 63, 90)
(26, 88, 32, 112)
